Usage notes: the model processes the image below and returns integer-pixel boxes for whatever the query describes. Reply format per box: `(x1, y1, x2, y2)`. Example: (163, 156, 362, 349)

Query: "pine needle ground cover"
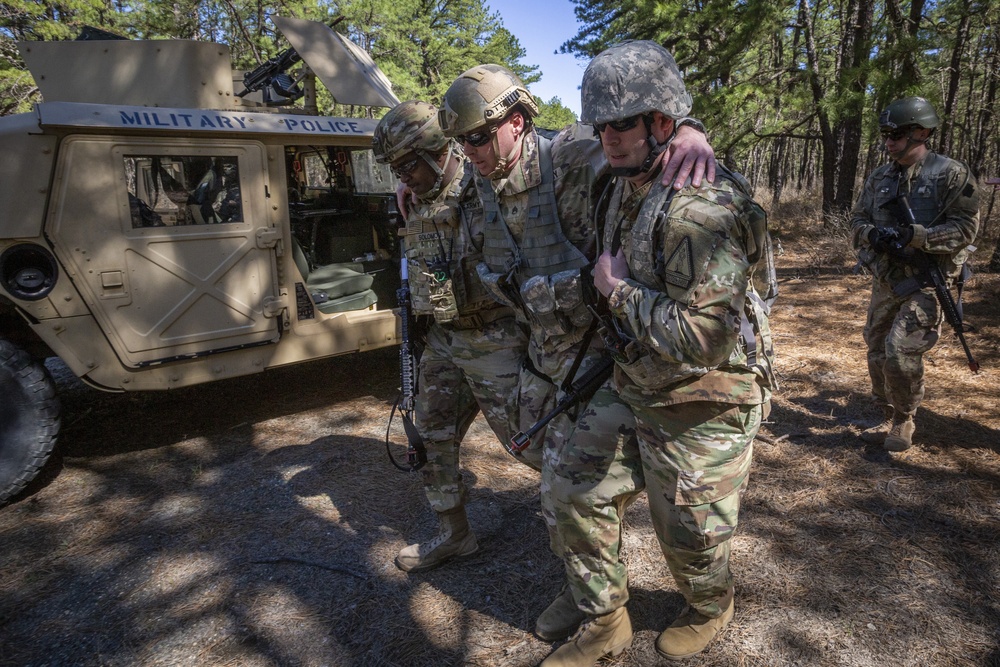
(2, 210, 998, 667)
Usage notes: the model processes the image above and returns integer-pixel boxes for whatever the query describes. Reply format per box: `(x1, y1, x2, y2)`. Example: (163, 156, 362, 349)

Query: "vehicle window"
(124, 155, 243, 227)
(351, 149, 395, 194)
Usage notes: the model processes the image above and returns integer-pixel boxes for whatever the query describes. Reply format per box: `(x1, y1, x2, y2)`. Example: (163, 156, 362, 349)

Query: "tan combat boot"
(395, 507, 478, 573)
(540, 607, 633, 667)
(860, 405, 894, 444)
(883, 412, 915, 451)
(656, 595, 734, 661)
(535, 585, 587, 641)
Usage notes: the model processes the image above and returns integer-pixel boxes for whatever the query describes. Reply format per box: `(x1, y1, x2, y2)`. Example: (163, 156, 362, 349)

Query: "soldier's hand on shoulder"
(661, 124, 717, 190)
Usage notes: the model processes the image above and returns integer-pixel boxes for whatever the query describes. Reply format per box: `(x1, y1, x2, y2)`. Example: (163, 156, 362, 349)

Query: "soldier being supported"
(436, 61, 716, 657)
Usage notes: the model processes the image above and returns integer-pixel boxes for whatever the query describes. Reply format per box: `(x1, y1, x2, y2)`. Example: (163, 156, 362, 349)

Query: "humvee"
(0, 17, 406, 504)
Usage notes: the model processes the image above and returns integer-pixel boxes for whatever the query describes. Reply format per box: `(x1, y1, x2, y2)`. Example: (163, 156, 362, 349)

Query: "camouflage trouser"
(864, 281, 941, 415)
(532, 344, 641, 613)
(415, 316, 535, 513)
(547, 394, 760, 619)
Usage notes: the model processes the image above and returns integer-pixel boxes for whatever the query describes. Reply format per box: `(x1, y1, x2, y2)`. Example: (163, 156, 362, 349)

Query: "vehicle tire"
(0, 339, 60, 506)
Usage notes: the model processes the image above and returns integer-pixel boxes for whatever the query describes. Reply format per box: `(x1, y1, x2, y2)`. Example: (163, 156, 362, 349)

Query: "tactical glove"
(895, 226, 915, 248)
(869, 227, 899, 253)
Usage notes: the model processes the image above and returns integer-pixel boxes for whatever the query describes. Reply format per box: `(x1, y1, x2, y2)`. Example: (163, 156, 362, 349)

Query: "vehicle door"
(47, 136, 281, 368)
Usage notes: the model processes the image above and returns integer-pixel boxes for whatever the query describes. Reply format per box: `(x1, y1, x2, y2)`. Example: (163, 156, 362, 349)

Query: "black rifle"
(509, 255, 634, 453)
(510, 353, 615, 452)
(236, 17, 345, 105)
(237, 48, 304, 104)
(385, 240, 428, 471)
(879, 194, 980, 373)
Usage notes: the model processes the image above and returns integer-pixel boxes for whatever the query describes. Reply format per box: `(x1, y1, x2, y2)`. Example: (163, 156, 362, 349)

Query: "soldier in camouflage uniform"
(373, 101, 535, 573)
(851, 97, 979, 451)
(529, 41, 777, 666)
(436, 65, 716, 661)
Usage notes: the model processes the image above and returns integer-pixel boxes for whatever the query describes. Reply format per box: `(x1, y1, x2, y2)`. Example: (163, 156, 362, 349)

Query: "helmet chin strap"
(610, 119, 674, 179)
(888, 127, 931, 162)
(418, 142, 455, 200)
(487, 130, 525, 180)
(611, 135, 662, 178)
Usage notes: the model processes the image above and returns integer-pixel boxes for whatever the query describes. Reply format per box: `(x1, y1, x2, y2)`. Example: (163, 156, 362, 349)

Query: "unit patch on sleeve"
(663, 235, 695, 289)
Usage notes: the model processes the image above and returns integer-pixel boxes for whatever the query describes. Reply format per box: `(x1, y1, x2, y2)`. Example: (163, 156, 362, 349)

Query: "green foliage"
(0, 0, 537, 119)
(562, 0, 1000, 214)
(534, 96, 578, 131)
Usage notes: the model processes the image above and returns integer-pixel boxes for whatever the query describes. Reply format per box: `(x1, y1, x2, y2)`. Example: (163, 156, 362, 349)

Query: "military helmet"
(581, 40, 692, 125)
(879, 96, 940, 130)
(372, 100, 449, 164)
(438, 64, 539, 137)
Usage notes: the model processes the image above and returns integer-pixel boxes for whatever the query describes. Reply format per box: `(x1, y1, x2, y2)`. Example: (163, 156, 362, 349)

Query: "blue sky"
(486, 0, 588, 116)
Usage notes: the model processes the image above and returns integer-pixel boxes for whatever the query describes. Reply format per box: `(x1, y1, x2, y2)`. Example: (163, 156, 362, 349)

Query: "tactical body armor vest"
(863, 151, 974, 284)
(602, 171, 777, 394)
(475, 133, 592, 347)
(403, 161, 502, 328)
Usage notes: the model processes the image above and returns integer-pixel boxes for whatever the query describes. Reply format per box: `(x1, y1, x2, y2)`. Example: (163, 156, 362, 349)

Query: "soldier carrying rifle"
(851, 96, 981, 452)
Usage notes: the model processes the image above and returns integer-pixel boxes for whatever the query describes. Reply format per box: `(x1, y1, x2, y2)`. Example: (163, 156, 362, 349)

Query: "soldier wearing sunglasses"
(531, 41, 777, 666)
(373, 101, 535, 574)
(851, 97, 979, 452)
(435, 63, 716, 652)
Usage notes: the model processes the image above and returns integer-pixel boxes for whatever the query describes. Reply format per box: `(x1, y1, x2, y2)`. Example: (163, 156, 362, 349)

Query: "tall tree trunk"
(832, 0, 874, 215)
(940, 4, 971, 156)
(970, 32, 999, 176)
(799, 0, 837, 220)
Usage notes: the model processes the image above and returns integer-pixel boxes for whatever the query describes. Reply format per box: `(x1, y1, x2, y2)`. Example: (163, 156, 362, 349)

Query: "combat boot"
(656, 594, 734, 661)
(540, 607, 633, 667)
(535, 585, 587, 641)
(395, 507, 477, 573)
(883, 412, 915, 451)
(860, 405, 894, 444)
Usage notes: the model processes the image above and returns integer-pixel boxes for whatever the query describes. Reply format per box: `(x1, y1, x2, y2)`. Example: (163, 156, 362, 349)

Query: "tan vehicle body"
(0, 18, 403, 503)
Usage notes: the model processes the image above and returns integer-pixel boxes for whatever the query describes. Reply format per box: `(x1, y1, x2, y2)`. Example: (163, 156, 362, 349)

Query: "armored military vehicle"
(0, 17, 405, 504)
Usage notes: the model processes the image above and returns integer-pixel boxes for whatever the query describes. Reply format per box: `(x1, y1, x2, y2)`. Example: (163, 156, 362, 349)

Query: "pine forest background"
(2, 0, 999, 254)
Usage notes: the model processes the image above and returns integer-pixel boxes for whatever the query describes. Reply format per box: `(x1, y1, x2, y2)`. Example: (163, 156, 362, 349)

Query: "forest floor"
(1, 214, 999, 667)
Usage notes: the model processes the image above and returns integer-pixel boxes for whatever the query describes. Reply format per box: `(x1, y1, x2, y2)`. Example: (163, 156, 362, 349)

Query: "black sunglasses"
(391, 156, 421, 177)
(456, 126, 496, 148)
(880, 127, 911, 141)
(594, 115, 643, 134)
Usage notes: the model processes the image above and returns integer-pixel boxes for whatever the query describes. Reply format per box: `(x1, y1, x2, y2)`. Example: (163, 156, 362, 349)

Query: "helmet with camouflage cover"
(581, 40, 692, 125)
(879, 97, 940, 130)
(438, 64, 539, 137)
(372, 100, 449, 164)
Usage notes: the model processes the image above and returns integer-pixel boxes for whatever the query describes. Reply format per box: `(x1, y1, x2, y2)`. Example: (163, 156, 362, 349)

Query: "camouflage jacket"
(402, 158, 499, 325)
(475, 123, 608, 356)
(604, 172, 772, 408)
(489, 123, 607, 251)
(850, 151, 979, 285)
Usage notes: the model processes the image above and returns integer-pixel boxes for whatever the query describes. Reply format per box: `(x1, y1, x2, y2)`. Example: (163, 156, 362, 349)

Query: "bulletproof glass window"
(350, 149, 395, 194)
(124, 155, 243, 227)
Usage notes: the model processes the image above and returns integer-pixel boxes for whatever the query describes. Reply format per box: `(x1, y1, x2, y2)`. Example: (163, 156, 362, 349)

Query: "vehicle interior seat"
(290, 237, 377, 314)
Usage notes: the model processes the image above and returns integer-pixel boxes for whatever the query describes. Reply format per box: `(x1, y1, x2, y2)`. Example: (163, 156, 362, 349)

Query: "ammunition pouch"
(518, 269, 592, 337)
(477, 262, 525, 319)
(428, 276, 460, 324)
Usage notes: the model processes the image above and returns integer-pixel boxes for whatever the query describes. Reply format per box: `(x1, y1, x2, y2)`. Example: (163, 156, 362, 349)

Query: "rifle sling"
(561, 318, 599, 394)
